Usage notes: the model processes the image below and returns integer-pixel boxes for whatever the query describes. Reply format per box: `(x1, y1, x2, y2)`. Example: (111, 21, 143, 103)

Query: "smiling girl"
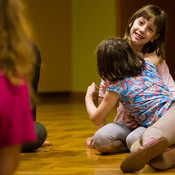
(86, 5, 175, 158)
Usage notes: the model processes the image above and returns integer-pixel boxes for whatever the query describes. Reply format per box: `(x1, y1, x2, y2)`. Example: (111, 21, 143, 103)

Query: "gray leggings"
(94, 121, 146, 150)
(22, 122, 47, 152)
(94, 101, 175, 151)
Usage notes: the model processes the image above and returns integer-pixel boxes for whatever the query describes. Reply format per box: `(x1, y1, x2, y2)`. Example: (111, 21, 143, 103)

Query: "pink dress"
(0, 71, 36, 147)
(99, 60, 175, 122)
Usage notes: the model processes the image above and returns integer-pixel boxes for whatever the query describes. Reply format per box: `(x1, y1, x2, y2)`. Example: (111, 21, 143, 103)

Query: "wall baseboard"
(38, 92, 86, 104)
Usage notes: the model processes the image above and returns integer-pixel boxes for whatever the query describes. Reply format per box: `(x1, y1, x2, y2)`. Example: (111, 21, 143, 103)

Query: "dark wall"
(119, 0, 175, 79)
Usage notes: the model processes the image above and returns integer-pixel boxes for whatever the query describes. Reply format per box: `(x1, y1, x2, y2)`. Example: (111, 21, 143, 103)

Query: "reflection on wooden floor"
(15, 94, 175, 175)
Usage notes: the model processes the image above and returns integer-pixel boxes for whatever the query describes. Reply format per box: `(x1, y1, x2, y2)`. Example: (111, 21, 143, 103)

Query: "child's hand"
(123, 114, 140, 129)
(86, 136, 95, 149)
(86, 82, 98, 97)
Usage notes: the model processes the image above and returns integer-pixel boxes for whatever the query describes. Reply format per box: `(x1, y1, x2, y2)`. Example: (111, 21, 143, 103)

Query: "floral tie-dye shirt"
(107, 61, 175, 127)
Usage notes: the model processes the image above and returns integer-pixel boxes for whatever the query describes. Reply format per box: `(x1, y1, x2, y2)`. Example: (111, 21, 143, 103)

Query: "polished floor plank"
(15, 95, 175, 175)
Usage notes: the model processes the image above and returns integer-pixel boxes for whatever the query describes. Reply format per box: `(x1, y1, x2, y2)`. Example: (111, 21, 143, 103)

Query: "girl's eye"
(139, 21, 144, 25)
(148, 28, 153, 32)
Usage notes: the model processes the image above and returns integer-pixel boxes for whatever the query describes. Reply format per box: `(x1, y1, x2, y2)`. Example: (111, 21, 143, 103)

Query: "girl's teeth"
(136, 33, 143, 39)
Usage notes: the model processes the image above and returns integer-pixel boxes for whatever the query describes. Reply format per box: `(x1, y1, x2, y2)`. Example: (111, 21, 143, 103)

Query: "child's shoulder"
(143, 51, 162, 67)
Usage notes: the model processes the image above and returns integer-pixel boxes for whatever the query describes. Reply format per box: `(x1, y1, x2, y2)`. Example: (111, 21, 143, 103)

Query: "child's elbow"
(89, 114, 96, 123)
(90, 114, 103, 126)
(91, 116, 97, 125)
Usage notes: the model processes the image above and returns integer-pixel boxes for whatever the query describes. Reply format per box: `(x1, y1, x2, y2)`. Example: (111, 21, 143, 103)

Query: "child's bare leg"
(0, 144, 21, 175)
(141, 102, 175, 170)
(142, 101, 175, 145)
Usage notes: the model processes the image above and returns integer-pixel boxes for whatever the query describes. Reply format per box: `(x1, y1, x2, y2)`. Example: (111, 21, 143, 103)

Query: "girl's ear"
(151, 34, 160, 42)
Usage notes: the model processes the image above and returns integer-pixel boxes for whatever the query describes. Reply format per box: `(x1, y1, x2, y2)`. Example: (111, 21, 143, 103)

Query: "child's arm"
(85, 82, 120, 126)
(86, 80, 113, 149)
(157, 60, 175, 96)
(98, 79, 139, 128)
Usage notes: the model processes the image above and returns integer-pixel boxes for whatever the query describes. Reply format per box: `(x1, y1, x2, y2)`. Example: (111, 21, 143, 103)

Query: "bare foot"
(42, 141, 52, 146)
(35, 141, 52, 152)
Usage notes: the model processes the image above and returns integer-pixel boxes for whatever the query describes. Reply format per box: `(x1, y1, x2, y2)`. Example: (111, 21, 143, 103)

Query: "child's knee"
(94, 131, 112, 149)
(126, 133, 137, 149)
(126, 127, 146, 149)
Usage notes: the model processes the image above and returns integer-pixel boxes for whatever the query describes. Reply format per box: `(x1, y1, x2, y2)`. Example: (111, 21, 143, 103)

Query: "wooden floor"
(15, 94, 175, 175)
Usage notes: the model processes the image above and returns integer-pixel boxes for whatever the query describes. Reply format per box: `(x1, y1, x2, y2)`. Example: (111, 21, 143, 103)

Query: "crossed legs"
(94, 122, 131, 154)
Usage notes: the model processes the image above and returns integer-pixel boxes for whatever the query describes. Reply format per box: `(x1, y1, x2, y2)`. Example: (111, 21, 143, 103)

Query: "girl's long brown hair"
(97, 38, 145, 82)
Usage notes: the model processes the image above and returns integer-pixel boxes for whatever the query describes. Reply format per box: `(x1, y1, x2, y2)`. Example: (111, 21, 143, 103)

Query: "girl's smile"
(134, 31, 144, 40)
(130, 17, 158, 51)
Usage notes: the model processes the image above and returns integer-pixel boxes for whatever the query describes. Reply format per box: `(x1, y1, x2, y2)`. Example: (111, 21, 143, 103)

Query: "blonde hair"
(0, 0, 36, 88)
